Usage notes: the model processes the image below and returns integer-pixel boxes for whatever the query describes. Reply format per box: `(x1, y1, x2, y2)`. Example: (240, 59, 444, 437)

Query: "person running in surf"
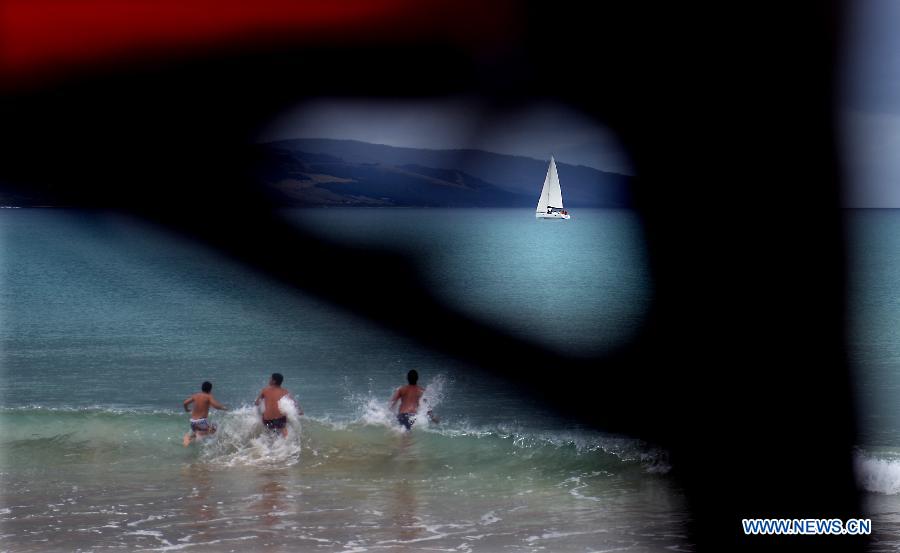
(182, 381, 228, 447)
(389, 370, 438, 431)
(255, 373, 302, 438)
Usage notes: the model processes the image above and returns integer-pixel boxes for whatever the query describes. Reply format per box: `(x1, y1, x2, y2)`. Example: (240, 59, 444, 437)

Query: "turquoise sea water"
(0, 208, 688, 552)
(847, 210, 900, 551)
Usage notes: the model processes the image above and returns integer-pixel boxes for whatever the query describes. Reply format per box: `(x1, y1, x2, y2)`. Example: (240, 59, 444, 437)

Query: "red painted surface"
(0, 0, 515, 84)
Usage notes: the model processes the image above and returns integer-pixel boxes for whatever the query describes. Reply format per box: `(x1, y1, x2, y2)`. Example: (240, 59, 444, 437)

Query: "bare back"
(187, 393, 217, 419)
(258, 386, 290, 419)
(392, 385, 424, 414)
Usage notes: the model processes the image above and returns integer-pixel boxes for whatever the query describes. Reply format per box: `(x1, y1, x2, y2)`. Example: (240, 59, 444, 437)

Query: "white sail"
(535, 156, 564, 213)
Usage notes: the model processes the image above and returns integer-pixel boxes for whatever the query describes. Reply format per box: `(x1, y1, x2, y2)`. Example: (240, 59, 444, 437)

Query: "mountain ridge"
(260, 138, 632, 208)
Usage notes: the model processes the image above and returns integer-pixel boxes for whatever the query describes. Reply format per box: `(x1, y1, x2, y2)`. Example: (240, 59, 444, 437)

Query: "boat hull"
(535, 212, 570, 220)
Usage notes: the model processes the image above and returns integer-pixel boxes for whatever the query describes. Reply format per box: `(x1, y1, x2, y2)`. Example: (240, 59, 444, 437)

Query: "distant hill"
(259, 139, 632, 208)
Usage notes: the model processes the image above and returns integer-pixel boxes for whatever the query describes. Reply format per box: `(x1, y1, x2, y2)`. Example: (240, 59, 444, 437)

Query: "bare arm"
(389, 388, 401, 411)
(210, 396, 227, 411)
(254, 389, 264, 407)
(183, 396, 194, 412)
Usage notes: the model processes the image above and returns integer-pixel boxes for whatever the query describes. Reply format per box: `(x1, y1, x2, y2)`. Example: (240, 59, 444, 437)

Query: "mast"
(536, 157, 552, 212)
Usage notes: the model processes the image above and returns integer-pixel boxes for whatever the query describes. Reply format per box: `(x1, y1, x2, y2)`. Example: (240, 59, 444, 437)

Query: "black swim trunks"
(263, 416, 288, 431)
(397, 412, 416, 431)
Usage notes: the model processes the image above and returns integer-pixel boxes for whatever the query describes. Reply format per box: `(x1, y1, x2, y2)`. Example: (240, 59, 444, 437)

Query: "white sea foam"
(525, 528, 610, 542)
(279, 395, 303, 429)
(126, 514, 168, 527)
(147, 535, 258, 552)
(355, 396, 400, 430)
(855, 451, 900, 495)
(479, 510, 500, 525)
(124, 529, 164, 538)
(200, 401, 302, 467)
(420, 374, 447, 418)
(349, 374, 448, 432)
(4, 373, 667, 476)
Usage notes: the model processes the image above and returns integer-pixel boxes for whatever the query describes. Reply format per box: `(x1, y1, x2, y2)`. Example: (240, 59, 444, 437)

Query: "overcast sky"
(843, 0, 900, 207)
(259, 98, 634, 175)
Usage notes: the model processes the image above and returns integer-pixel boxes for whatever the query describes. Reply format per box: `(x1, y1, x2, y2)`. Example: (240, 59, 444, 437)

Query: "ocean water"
(0, 208, 690, 552)
(849, 209, 900, 551)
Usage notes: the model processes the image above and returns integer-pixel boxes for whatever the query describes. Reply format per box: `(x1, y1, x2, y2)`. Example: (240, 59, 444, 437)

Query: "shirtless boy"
(182, 381, 228, 446)
(389, 370, 437, 431)
(255, 373, 302, 438)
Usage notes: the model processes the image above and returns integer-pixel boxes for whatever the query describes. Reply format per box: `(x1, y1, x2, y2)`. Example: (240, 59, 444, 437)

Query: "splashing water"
(856, 451, 900, 495)
(278, 395, 303, 429)
(200, 398, 302, 467)
(189, 375, 447, 467)
(0, 375, 668, 475)
(420, 373, 447, 418)
(350, 374, 448, 432)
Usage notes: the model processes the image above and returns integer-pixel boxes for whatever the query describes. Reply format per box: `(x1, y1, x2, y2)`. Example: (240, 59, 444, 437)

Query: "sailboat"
(535, 156, 570, 219)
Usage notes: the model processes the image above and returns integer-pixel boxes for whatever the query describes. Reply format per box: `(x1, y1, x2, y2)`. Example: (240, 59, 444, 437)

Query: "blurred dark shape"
(0, 1, 861, 550)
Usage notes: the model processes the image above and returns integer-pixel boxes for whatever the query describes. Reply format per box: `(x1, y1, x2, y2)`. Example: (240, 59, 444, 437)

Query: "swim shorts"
(263, 416, 288, 430)
(190, 418, 211, 432)
(397, 412, 416, 431)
